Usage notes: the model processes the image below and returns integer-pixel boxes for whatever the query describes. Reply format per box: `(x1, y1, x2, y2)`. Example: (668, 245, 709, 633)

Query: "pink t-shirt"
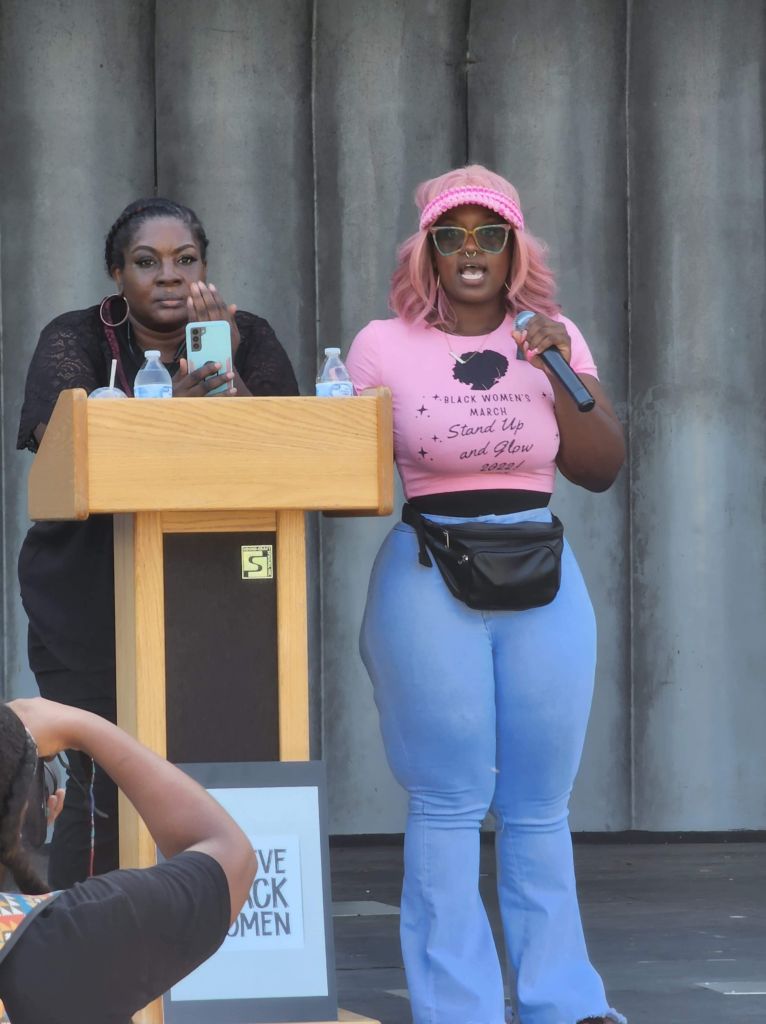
(345, 313, 598, 498)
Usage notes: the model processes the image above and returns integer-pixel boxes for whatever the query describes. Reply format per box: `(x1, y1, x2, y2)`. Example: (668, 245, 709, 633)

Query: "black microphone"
(514, 311, 595, 413)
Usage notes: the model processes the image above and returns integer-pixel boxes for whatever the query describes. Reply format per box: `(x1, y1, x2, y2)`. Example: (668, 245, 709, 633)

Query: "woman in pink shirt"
(346, 165, 625, 1024)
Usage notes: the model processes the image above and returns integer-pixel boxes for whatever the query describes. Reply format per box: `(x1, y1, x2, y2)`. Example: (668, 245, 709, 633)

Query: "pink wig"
(389, 165, 560, 330)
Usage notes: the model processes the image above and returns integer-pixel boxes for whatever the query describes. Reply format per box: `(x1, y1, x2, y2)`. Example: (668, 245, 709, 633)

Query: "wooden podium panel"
(29, 392, 393, 520)
(164, 530, 280, 764)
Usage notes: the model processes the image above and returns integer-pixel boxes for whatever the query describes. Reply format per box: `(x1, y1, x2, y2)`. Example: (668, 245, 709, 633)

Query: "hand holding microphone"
(513, 311, 595, 412)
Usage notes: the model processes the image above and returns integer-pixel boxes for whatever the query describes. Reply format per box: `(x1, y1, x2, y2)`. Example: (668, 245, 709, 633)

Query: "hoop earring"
(99, 293, 129, 328)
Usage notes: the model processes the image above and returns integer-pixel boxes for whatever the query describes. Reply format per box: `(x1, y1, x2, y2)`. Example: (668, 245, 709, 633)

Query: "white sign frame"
(163, 761, 337, 1023)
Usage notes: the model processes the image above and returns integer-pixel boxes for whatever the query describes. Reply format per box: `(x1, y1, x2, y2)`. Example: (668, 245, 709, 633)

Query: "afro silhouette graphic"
(451, 349, 509, 391)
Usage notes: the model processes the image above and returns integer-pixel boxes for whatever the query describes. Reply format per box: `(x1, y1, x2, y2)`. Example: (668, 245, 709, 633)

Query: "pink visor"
(419, 185, 525, 232)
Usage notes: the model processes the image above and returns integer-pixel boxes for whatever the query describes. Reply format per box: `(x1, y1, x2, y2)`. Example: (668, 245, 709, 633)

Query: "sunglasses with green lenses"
(429, 223, 512, 257)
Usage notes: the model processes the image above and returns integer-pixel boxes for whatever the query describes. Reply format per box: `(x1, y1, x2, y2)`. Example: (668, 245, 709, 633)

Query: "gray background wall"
(1, 0, 764, 833)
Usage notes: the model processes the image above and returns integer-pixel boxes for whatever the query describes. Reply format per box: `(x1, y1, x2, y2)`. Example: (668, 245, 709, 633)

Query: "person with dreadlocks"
(17, 198, 299, 888)
(0, 698, 256, 1024)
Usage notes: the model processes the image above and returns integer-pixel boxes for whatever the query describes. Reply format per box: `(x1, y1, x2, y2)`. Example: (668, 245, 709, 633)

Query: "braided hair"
(0, 705, 48, 894)
(104, 197, 210, 275)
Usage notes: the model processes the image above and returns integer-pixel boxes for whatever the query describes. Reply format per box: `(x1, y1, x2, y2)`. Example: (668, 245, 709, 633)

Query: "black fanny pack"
(402, 503, 564, 611)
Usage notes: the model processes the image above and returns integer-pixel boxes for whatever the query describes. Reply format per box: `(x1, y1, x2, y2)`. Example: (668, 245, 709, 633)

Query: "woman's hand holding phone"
(173, 281, 236, 396)
(172, 357, 235, 397)
(174, 280, 252, 396)
(186, 281, 241, 354)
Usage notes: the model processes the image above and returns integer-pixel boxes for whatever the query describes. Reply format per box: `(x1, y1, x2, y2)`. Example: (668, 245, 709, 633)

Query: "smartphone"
(185, 320, 233, 396)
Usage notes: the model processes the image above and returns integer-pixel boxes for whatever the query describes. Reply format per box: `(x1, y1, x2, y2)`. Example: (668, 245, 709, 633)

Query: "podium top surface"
(28, 389, 393, 520)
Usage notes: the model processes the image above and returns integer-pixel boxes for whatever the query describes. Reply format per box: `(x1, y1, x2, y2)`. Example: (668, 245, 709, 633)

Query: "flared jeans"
(360, 510, 625, 1024)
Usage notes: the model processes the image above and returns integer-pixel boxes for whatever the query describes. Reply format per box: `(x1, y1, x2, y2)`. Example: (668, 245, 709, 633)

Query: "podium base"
(138, 1003, 380, 1023)
(263, 1012, 380, 1023)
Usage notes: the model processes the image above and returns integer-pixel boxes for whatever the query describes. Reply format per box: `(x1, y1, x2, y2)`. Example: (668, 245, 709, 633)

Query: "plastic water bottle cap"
(145, 350, 161, 358)
(324, 347, 341, 355)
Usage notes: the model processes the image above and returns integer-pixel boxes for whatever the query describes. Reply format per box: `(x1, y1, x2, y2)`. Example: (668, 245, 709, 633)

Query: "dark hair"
(104, 197, 210, 275)
(0, 705, 48, 894)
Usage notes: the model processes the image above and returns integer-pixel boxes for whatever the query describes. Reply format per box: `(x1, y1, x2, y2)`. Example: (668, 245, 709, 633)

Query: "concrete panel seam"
(0, 229, 6, 699)
(464, 0, 473, 165)
(151, 0, 158, 191)
(310, 0, 327, 757)
(625, 0, 636, 830)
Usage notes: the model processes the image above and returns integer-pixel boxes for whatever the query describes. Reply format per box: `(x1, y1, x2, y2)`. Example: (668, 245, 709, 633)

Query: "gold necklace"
(445, 334, 492, 365)
(448, 346, 480, 365)
(442, 317, 505, 364)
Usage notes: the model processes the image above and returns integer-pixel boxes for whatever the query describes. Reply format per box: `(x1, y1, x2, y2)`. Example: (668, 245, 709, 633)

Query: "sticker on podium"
(163, 761, 337, 1023)
(241, 544, 274, 580)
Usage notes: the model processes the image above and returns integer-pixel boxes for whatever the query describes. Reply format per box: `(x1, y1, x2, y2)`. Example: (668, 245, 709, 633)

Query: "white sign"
(170, 783, 329, 1004)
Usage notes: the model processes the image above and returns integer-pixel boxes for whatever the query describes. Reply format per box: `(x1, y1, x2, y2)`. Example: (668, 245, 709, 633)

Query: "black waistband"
(407, 489, 551, 517)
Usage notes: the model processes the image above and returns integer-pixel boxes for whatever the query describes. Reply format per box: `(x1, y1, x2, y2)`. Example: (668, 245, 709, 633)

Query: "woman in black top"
(17, 197, 299, 888)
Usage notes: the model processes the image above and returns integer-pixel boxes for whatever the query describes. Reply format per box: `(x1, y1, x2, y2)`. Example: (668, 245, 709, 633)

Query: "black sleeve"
(234, 311, 300, 396)
(0, 851, 230, 1024)
(17, 309, 105, 453)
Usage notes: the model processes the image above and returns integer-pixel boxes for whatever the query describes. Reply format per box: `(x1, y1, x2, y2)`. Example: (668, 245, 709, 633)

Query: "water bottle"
(315, 347, 354, 397)
(134, 350, 173, 399)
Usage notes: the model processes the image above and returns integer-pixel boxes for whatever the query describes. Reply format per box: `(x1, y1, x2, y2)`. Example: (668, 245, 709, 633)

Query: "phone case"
(185, 320, 233, 396)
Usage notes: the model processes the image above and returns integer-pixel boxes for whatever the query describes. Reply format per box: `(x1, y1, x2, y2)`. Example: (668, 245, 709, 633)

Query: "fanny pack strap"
(401, 503, 433, 568)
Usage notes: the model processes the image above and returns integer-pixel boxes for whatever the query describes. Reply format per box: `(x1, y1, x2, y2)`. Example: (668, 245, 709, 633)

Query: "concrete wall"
(1, 0, 764, 832)
(629, 0, 766, 828)
(0, 0, 156, 702)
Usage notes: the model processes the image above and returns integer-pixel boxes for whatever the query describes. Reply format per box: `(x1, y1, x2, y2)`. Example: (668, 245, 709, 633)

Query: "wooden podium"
(28, 388, 392, 1024)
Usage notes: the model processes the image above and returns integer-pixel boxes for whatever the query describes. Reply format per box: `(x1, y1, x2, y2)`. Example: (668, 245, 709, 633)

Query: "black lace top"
(18, 305, 299, 451)
(17, 305, 299, 676)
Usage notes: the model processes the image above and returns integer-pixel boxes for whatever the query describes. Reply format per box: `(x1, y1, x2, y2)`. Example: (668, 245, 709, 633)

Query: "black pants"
(28, 628, 119, 888)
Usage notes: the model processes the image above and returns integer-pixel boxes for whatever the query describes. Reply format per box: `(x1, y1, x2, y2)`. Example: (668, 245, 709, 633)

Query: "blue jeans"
(360, 510, 626, 1024)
